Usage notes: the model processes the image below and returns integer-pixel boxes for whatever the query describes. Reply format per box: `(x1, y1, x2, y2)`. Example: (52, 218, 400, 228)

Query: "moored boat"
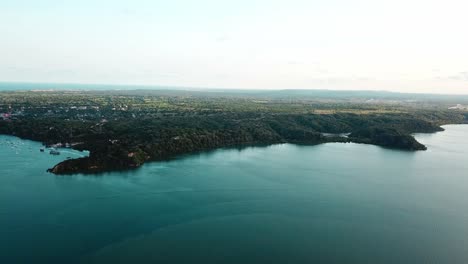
(49, 149, 60, 155)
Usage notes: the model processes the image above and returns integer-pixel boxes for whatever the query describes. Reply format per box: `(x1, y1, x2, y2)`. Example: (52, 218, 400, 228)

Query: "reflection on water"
(1, 125, 468, 264)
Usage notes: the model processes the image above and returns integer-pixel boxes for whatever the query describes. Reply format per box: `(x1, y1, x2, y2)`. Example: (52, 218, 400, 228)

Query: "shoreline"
(4, 124, 466, 175)
(2, 89, 465, 175)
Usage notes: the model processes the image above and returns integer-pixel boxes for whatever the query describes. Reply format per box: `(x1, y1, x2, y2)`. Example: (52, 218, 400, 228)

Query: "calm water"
(1, 125, 468, 264)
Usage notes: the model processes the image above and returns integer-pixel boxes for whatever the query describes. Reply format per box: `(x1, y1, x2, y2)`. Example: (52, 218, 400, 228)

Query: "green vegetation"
(349, 127, 428, 150)
(0, 89, 466, 174)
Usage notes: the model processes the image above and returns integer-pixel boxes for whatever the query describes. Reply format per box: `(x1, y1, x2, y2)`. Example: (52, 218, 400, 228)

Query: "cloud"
(435, 71, 468, 81)
(215, 36, 230, 42)
(447, 72, 468, 81)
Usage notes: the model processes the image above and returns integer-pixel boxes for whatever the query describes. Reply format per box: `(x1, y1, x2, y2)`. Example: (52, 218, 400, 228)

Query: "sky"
(1, 0, 468, 94)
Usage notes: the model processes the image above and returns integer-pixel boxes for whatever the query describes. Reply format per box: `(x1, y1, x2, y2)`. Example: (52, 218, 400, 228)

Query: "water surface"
(1, 125, 468, 263)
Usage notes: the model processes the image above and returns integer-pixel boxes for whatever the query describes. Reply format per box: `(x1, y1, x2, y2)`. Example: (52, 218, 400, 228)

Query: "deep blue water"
(1, 125, 468, 263)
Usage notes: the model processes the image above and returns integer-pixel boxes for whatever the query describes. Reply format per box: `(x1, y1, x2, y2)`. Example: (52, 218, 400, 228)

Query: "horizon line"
(1, 80, 468, 96)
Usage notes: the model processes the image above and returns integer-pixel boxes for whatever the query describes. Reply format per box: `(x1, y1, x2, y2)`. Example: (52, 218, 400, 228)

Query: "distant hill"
(2, 82, 468, 103)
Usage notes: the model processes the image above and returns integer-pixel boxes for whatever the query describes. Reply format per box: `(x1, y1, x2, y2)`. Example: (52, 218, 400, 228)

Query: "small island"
(1, 89, 467, 175)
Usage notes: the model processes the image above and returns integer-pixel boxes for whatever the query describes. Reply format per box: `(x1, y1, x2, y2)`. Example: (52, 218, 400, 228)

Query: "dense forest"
(1, 90, 466, 174)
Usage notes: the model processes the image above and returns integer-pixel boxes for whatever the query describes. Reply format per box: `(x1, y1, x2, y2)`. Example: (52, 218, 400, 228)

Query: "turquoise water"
(1, 125, 468, 263)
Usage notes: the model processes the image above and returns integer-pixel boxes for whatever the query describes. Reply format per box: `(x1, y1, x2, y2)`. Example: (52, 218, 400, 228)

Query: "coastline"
(2, 89, 466, 175)
(1, 125, 451, 175)
(47, 123, 468, 175)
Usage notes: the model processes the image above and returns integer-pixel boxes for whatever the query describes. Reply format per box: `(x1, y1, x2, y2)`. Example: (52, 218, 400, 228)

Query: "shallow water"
(1, 125, 468, 263)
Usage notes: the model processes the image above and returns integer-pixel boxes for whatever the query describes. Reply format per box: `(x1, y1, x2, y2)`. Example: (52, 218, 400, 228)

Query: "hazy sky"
(1, 0, 468, 93)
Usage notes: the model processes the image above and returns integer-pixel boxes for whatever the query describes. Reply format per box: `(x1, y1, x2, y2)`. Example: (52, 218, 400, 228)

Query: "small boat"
(49, 149, 60, 155)
(40, 148, 45, 152)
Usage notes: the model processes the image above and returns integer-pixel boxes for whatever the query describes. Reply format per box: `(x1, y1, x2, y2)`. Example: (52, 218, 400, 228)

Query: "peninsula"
(1, 89, 467, 175)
